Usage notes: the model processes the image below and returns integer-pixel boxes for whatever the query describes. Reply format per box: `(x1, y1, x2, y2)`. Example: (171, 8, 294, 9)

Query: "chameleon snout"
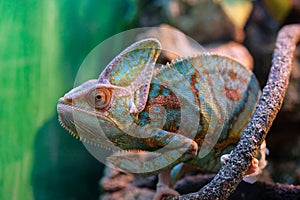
(58, 96, 72, 105)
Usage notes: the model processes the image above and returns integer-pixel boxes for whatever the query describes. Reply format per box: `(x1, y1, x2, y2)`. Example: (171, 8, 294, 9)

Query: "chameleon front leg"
(107, 130, 198, 199)
(107, 129, 198, 175)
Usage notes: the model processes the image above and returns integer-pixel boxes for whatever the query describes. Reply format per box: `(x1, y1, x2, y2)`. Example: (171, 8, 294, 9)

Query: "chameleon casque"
(57, 38, 268, 199)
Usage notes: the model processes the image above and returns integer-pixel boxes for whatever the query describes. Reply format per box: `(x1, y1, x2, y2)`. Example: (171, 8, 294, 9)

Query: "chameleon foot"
(243, 140, 269, 183)
(221, 154, 260, 183)
(220, 140, 269, 184)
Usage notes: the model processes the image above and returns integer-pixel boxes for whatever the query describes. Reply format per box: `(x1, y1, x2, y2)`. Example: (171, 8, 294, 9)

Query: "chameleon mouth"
(58, 115, 77, 139)
(57, 98, 146, 154)
(57, 98, 117, 149)
(57, 102, 81, 139)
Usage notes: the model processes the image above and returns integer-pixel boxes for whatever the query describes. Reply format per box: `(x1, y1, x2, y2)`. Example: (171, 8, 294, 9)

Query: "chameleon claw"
(220, 153, 230, 165)
(243, 158, 260, 184)
(243, 140, 269, 183)
(221, 153, 261, 184)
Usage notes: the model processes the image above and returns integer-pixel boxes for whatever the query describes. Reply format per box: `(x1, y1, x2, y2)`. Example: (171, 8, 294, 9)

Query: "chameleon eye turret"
(87, 88, 112, 110)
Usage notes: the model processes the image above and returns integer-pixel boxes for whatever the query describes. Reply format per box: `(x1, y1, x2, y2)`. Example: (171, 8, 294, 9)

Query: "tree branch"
(168, 24, 300, 200)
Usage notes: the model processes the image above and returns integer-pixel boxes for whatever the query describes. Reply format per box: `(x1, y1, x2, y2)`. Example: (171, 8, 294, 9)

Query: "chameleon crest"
(58, 38, 266, 199)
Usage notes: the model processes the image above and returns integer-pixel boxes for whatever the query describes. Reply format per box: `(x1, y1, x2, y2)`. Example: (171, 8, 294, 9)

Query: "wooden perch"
(167, 24, 300, 200)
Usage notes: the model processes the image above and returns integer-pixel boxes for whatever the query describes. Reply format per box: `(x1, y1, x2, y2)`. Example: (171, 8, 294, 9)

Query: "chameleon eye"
(88, 88, 111, 110)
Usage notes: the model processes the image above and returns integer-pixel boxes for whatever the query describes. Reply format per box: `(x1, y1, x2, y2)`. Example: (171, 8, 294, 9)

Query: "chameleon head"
(57, 79, 123, 149)
(57, 38, 161, 151)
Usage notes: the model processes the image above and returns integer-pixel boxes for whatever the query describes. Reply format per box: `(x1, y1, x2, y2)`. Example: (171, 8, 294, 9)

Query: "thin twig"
(169, 24, 300, 200)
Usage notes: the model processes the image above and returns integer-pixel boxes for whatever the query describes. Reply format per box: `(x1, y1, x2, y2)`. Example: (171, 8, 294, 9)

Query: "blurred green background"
(0, 1, 137, 199)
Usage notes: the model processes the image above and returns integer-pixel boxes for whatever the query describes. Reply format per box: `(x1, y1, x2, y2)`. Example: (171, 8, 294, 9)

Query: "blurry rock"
(244, 1, 278, 85)
(101, 187, 154, 200)
(296, 167, 300, 184)
(262, 0, 293, 23)
(206, 42, 254, 70)
(100, 166, 300, 200)
(100, 167, 157, 200)
(136, 24, 205, 62)
(137, 24, 254, 70)
(138, 0, 166, 26)
(285, 0, 300, 24)
(100, 167, 134, 192)
(163, 0, 251, 43)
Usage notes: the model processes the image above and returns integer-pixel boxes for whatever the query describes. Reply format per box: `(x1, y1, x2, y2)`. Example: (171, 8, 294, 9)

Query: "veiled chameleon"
(57, 39, 267, 199)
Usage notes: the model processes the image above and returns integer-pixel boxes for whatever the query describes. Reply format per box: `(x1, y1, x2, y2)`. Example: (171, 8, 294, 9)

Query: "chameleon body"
(57, 39, 262, 197)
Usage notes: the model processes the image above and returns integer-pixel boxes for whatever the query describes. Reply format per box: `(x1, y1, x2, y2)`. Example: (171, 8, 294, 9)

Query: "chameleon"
(57, 38, 268, 199)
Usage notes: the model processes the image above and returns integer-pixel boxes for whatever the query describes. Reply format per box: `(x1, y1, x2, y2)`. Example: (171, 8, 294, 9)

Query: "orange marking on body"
(225, 88, 241, 101)
(147, 92, 181, 109)
(228, 69, 237, 80)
